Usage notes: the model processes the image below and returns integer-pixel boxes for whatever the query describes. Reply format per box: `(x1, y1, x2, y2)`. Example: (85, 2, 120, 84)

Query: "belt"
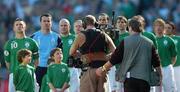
(81, 52, 108, 63)
(89, 60, 107, 68)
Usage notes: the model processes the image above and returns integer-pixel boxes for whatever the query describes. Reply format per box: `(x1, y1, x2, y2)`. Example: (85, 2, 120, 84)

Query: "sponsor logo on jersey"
(4, 50, 9, 56)
(163, 40, 168, 45)
(11, 41, 18, 49)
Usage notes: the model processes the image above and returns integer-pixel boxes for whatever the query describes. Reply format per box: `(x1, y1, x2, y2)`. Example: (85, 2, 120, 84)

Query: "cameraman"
(98, 13, 119, 41)
(69, 15, 116, 92)
(98, 13, 111, 29)
(98, 13, 117, 92)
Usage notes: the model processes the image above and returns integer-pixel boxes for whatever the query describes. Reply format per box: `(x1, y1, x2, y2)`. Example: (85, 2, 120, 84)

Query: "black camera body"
(67, 56, 83, 68)
(67, 56, 89, 71)
(96, 24, 119, 41)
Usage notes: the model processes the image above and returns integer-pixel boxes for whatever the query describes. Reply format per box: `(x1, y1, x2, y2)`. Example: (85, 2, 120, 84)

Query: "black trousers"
(124, 77, 150, 92)
(35, 66, 47, 91)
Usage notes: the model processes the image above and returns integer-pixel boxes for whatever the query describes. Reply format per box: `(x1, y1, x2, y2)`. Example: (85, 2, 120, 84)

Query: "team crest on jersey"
(68, 39, 73, 45)
(163, 40, 168, 45)
(4, 50, 9, 56)
(61, 68, 66, 73)
(25, 42, 30, 48)
(11, 41, 18, 49)
(174, 40, 178, 45)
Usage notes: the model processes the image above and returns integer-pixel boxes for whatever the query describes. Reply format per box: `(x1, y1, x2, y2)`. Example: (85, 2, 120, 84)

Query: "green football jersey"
(47, 63, 70, 88)
(171, 35, 180, 66)
(142, 31, 157, 48)
(61, 34, 75, 64)
(156, 35, 177, 67)
(40, 74, 49, 92)
(4, 37, 39, 73)
(13, 64, 35, 92)
(114, 31, 129, 46)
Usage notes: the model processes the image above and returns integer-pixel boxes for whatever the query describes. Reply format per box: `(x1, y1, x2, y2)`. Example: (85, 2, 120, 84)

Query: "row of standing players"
(3, 13, 180, 92)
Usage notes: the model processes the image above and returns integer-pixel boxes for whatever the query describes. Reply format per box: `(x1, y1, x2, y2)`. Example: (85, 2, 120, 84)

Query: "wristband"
(101, 65, 107, 72)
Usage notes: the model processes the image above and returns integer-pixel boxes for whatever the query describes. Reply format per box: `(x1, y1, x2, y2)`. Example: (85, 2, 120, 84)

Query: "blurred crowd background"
(0, 0, 180, 91)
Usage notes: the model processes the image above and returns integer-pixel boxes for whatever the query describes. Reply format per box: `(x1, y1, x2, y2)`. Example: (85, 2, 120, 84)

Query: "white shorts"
(155, 65, 177, 92)
(69, 67, 80, 92)
(174, 66, 180, 92)
(116, 82, 124, 92)
(108, 66, 117, 91)
(9, 73, 15, 92)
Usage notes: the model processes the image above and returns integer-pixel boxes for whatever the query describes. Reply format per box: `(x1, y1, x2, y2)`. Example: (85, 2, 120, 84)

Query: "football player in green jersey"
(115, 16, 129, 46)
(74, 20, 84, 35)
(114, 16, 129, 92)
(59, 18, 80, 92)
(165, 21, 180, 92)
(154, 19, 177, 92)
(4, 18, 39, 92)
(73, 19, 84, 78)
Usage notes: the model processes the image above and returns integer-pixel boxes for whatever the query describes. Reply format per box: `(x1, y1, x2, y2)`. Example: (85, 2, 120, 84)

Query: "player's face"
(98, 16, 108, 25)
(165, 24, 173, 35)
(59, 20, 70, 35)
(154, 23, 165, 36)
(22, 54, 32, 64)
(74, 22, 83, 34)
(13, 21, 26, 33)
(41, 16, 52, 31)
(53, 50, 63, 63)
(116, 19, 127, 30)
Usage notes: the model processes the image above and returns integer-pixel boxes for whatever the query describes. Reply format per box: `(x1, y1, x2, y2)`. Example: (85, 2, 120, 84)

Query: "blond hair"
(153, 18, 166, 27)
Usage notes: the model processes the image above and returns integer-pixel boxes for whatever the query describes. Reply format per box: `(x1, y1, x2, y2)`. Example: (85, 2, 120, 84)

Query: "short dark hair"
(17, 49, 32, 63)
(132, 15, 146, 27)
(40, 13, 52, 22)
(128, 19, 142, 32)
(50, 48, 62, 59)
(166, 21, 176, 31)
(116, 16, 127, 24)
(13, 18, 26, 26)
(99, 13, 109, 21)
(82, 15, 96, 28)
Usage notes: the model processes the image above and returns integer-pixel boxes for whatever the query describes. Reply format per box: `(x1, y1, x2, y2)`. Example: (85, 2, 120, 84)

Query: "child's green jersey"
(47, 63, 70, 88)
(13, 64, 35, 92)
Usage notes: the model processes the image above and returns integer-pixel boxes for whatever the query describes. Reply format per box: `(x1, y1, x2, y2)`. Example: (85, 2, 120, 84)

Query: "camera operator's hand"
(96, 66, 107, 77)
(96, 67, 103, 77)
